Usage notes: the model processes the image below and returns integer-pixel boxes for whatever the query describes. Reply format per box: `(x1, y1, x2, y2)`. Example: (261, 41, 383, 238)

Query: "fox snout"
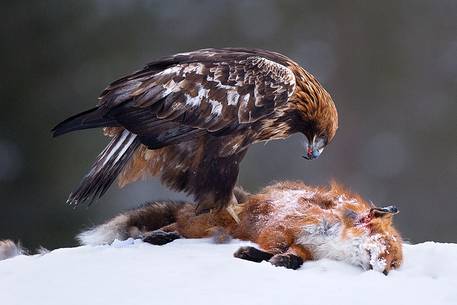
(370, 205, 399, 216)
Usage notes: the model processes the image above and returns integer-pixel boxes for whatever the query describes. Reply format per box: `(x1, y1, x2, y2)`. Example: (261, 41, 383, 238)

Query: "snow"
(1, 239, 457, 305)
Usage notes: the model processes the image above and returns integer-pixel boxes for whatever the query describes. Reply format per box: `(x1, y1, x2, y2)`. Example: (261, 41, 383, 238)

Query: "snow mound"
(1, 239, 456, 305)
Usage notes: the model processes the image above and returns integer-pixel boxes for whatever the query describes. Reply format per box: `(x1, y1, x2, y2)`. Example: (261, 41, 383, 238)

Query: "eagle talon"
(226, 194, 242, 223)
(226, 205, 240, 223)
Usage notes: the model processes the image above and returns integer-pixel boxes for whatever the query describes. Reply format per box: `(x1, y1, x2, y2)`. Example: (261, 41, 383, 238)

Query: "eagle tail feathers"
(67, 130, 141, 206)
(52, 107, 118, 137)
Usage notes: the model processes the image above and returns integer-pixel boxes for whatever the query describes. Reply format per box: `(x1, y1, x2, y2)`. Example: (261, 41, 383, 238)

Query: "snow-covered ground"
(1, 239, 456, 305)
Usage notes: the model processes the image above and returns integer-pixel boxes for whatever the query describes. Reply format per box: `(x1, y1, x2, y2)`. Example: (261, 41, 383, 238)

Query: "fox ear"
(370, 206, 399, 218)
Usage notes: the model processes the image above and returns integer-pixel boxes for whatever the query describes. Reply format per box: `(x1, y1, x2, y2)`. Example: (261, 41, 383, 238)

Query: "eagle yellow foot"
(226, 195, 242, 224)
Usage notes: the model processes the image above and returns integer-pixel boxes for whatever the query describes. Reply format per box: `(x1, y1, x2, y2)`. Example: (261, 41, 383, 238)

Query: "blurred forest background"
(1, 0, 456, 249)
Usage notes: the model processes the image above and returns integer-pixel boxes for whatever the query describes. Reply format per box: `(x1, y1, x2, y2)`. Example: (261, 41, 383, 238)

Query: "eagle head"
(296, 82, 338, 160)
(303, 133, 327, 160)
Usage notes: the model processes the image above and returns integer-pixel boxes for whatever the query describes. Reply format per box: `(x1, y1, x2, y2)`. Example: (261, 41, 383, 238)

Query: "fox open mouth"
(358, 205, 399, 225)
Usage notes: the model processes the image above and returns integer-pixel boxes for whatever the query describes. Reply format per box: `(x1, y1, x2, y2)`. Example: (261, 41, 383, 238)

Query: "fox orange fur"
(78, 181, 403, 274)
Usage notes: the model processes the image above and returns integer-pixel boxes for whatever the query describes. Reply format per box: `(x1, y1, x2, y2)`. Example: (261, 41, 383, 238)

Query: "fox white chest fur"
(297, 222, 387, 271)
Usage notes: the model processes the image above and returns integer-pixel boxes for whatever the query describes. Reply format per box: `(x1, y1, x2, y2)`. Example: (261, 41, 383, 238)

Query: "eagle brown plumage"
(52, 48, 338, 214)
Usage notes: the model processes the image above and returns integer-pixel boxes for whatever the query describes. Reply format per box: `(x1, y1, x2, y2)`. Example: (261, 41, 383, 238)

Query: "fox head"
(343, 205, 403, 274)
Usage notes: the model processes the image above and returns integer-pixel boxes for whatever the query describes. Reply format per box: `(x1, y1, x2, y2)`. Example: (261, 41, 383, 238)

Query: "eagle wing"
(99, 48, 296, 148)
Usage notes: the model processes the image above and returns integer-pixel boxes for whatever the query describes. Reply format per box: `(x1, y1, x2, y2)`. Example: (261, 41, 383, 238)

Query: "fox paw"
(233, 246, 273, 263)
(269, 254, 303, 270)
(142, 230, 181, 246)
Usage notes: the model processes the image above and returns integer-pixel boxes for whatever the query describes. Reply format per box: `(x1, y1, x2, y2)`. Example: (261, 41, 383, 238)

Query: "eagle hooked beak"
(303, 136, 325, 160)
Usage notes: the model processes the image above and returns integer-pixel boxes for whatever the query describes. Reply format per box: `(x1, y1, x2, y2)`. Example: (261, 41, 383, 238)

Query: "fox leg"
(269, 245, 312, 270)
(142, 230, 182, 246)
(233, 244, 309, 269)
(269, 254, 303, 270)
(233, 246, 274, 263)
(287, 244, 313, 261)
(159, 223, 178, 232)
(255, 231, 310, 270)
(206, 227, 232, 243)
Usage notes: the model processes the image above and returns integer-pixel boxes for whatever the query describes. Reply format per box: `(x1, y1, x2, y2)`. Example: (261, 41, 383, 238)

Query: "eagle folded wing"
(98, 50, 296, 146)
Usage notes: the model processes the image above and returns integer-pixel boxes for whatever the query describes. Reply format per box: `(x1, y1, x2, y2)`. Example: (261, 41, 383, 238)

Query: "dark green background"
(1, 0, 456, 249)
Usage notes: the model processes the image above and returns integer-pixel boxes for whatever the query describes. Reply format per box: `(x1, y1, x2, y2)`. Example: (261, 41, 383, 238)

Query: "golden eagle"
(53, 48, 338, 215)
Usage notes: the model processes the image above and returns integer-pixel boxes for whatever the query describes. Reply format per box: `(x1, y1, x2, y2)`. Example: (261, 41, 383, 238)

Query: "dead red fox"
(78, 181, 403, 274)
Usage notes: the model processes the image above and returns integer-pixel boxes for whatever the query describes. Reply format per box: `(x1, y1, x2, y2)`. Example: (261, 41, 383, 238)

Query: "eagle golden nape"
(52, 47, 338, 214)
